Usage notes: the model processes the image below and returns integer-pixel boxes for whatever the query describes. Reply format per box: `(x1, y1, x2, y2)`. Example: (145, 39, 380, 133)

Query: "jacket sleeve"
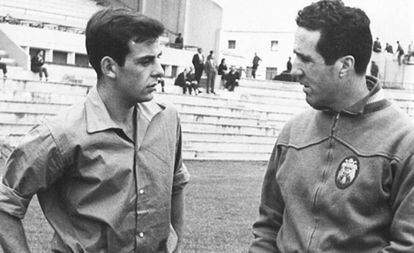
(379, 152, 414, 252)
(249, 144, 285, 253)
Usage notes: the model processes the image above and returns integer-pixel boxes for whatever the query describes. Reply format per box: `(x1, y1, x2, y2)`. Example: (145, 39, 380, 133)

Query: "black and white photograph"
(0, 0, 413, 252)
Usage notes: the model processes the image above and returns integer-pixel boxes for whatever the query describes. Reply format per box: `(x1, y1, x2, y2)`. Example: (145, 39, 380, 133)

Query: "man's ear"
(338, 55, 355, 78)
(100, 56, 118, 79)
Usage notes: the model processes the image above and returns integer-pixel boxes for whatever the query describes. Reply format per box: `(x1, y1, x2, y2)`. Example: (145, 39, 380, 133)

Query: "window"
(53, 50, 68, 64)
(228, 40, 236, 49)
(75, 53, 90, 67)
(271, 40, 279, 51)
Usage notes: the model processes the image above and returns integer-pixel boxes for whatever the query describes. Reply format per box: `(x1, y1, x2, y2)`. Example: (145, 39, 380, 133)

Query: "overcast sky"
(213, 0, 414, 48)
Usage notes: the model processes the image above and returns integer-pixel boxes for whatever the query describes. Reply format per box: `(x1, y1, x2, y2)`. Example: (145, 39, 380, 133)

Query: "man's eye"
(139, 61, 152, 66)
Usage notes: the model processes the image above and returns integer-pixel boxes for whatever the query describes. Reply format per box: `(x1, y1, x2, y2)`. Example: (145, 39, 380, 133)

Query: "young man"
(249, 0, 414, 252)
(0, 8, 190, 253)
(192, 48, 204, 84)
(204, 50, 217, 94)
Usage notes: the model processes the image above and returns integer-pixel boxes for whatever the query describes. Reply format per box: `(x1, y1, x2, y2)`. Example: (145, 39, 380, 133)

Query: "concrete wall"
(139, 0, 222, 53)
(220, 30, 295, 79)
(0, 23, 195, 78)
(141, 0, 186, 39)
(0, 24, 86, 54)
(185, 0, 222, 56)
(0, 27, 29, 70)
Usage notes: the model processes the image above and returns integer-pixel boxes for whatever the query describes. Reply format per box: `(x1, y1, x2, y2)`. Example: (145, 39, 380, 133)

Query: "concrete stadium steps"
(0, 100, 69, 121)
(1, 77, 413, 160)
(183, 149, 271, 161)
(157, 93, 304, 120)
(182, 131, 276, 145)
(0, 88, 85, 105)
(0, 111, 53, 125)
(183, 140, 274, 153)
(1, 79, 90, 96)
(0, 122, 33, 137)
(181, 120, 281, 137)
(179, 112, 285, 129)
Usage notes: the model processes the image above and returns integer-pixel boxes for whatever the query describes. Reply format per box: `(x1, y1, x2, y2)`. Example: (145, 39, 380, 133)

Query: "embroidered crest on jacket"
(335, 156, 359, 189)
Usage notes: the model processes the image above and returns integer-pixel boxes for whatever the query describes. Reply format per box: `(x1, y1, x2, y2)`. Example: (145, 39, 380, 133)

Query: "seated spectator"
(0, 56, 7, 79)
(385, 43, 394, 54)
(31, 50, 49, 81)
(174, 68, 200, 95)
(174, 33, 183, 49)
(187, 67, 202, 95)
(225, 66, 240, 92)
(218, 58, 228, 89)
(373, 37, 382, 53)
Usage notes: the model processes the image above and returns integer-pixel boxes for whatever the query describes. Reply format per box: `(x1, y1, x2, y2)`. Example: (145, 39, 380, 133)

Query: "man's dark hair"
(86, 8, 164, 78)
(296, 0, 372, 75)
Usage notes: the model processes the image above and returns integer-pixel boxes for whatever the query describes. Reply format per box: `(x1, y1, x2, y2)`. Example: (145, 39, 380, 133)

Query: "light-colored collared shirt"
(0, 86, 190, 252)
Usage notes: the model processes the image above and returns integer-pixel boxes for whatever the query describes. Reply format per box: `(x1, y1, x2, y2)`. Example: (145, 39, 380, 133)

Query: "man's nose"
(152, 59, 164, 78)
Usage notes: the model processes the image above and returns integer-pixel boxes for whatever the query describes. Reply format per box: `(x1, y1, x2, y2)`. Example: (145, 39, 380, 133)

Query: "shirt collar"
(341, 75, 384, 115)
(85, 86, 165, 134)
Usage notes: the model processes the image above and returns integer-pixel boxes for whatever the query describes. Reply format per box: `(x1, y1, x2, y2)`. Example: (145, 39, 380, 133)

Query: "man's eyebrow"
(136, 52, 162, 61)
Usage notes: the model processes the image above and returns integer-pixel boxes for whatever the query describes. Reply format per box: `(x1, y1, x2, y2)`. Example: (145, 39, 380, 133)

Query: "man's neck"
(97, 82, 136, 140)
(334, 75, 370, 111)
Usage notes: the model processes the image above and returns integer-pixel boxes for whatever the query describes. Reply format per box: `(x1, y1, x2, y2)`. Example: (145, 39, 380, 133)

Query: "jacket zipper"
(307, 113, 340, 253)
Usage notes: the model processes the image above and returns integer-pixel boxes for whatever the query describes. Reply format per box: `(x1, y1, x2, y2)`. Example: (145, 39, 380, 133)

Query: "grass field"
(0, 159, 268, 253)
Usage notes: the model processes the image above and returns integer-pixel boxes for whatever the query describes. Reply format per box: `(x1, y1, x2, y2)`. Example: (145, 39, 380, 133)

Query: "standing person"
(0, 8, 190, 253)
(251, 52, 261, 79)
(249, 1, 414, 252)
(396, 41, 405, 65)
(218, 58, 229, 89)
(373, 37, 382, 53)
(204, 50, 217, 94)
(192, 47, 204, 84)
(30, 50, 49, 82)
(370, 60, 379, 77)
(286, 57, 292, 72)
(0, 56, 7, 79)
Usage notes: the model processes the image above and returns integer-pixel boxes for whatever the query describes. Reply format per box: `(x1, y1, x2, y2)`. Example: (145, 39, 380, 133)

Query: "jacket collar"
(340, 76, 386, 115)
(85, 86, 165, 134)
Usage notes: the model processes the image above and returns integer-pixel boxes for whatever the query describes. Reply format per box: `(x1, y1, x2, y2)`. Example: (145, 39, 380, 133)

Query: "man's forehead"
(128, 39, 161, 54)
(293, 27, 321, 54)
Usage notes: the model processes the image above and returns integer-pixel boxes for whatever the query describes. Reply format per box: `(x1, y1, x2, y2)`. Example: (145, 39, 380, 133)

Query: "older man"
(249, 0, 414, 252)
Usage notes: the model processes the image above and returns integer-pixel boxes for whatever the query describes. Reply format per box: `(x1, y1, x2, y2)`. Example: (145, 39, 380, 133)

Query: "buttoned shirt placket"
(131, 106, 147, 251)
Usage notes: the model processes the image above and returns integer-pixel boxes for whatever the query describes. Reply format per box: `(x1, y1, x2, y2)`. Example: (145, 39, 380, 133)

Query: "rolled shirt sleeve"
(172, 119, 190, 195)
(0, 124, 64, 219)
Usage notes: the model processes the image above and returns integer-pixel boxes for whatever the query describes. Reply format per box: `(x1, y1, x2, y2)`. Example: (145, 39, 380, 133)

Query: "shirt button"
(139, 189, 145, 194)
(138, 232, 144, 238)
